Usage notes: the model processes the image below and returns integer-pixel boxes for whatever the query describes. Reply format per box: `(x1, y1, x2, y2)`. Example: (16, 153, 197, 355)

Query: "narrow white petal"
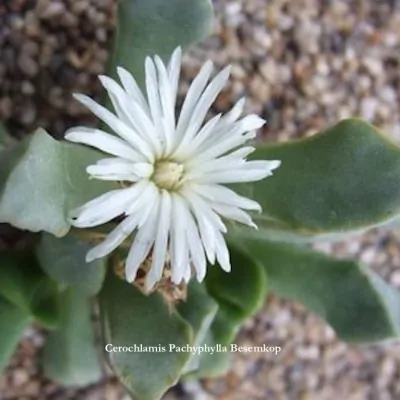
(195, 122, 235, 152)
(210, 202, 257, 228)
(183, 263, 192, 283)
(196, 114, 264, 154)
(154, 55, 175, 154)
(98, 75, 161, 155)
(175, 114, 221, 158)
(191, 131, 256, 164)
(98, 75, 131, 124)
(73, 93, 155, 161)
(86, 166, 139, 182)
(117, 66, 150, 113)
(125, 191, 161, 282)
(186, 199, 216, 265)
(193, 98, 246, 156)
(146, 190, 172, 290)
(238, 115, 266, 131)
(86, 213, 139, 262)
(124, 98, 163, 157)
(185, 147, 255, 177)
(174, 66, 231, 154)
(174, 61, 213, 145)
(167, 47, 182, 102)
(182, 201, 207, 282)
(181, 188, 227, 233)
(221, 97, 245, 124)
(193, 184, 261, 211)
(86, 160, 153, 182)
(131, 162, 154, 178)
(198, 160, 281, 183)
(248, 159, 281, 171)
(70, 187, 137, 228)
(215, 230, 231, 272)
(125, 181, 158, 217)
(170, 194, 189, 283)
(196, 168, 272, 183)
(145, 58, 164, 135)
(95, 157, 131, 166)
(172, 235, 189, 285)
(65, 127, 143, 162)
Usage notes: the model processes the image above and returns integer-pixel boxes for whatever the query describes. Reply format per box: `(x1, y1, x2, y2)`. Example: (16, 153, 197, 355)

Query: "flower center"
(152, 160, 184, 191)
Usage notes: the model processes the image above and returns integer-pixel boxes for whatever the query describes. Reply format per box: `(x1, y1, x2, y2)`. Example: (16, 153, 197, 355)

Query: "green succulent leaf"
(205, 246, 267, 323)
(183, 312, 231, 380)
(36, 232, 106, 295)
(99, 272, 193, 400)
(177, 282, 218, 374)
(233, 119, 400, 241)
(0, 251, 59, 328)
(108, 0, 213, 87)
(0, 296, 32, 373)
(234, 236, 400, 343)
(185, 246, 267, 379)
(0, 128, 117, 236)
(42, 288, 102, 386)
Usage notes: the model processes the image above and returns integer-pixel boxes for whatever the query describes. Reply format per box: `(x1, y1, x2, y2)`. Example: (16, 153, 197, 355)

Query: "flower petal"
(125, 191, 161, 282)
(174, 60, 213, 147)
(170, 194, 189, 284)
(210, 202, 257, 229)
(65, 127, 143, 162)
(153, 56, 176, 155)
(214, 230, 231, 272)
(178, 114, 222, 159)
(146, 190, 172, 290)
(196, 114, 265, 155)
(167, 47, 182, 102)
(180, 197, 207, 282)
(73, 93, 155, 161)
(70, 187, 138, 228)
(86, 161, 153, 182)
(193, 184, 261, 211)
(145, 57, 165, 142)
(86, 182, 158, 261)
(197, 160, 281, 183)
(86, 214, 139, 262)
(117, 66, 150, 113)
(184, 193, 216, 265)
(174, 66, 231, 156)
(181, 188, 227, 234)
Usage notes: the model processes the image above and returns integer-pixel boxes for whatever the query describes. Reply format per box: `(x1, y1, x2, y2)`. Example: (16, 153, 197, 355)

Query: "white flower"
(65, 47, 280, 290)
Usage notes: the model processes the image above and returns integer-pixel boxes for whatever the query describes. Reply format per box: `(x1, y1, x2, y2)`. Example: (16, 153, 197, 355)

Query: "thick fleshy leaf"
(177, 282, 218, 374)
(108, 0, 213, 87)
(234, 236, 400, 343)
(232, 119, 400, 241)
(185, 246, 267, 379)
(183, 313, 231, 380)
(100, 272, 193, 400)
(36, 232, 106, 295)
(0, 297, 32, 372)
(0, 251, 59, 328)
(0, 128, 117, 236)
(42, 288, 102, 386)
(205, 246, 267, 323)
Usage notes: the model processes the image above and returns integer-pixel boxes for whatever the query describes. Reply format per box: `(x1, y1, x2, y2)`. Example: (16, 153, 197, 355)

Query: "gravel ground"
(2, 0, 400, 399)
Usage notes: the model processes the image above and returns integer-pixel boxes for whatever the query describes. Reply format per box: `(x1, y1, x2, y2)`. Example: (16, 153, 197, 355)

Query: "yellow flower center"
(152, 161, 184, 191)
